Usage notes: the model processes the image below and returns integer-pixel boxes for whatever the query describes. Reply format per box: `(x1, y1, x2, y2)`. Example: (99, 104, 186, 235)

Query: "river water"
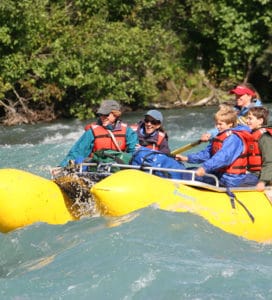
(1, 106, 272, 299)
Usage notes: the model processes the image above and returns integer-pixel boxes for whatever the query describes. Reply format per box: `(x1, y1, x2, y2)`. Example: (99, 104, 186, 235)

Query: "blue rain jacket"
(188, 124, 258, 187)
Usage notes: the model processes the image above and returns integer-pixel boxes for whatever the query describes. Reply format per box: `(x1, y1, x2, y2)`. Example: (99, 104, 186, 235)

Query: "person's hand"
(175, 154, 188, 162)
(256, 181, 265, 192)
(195, 167, 205, 177)
(200, 133, 211, 142)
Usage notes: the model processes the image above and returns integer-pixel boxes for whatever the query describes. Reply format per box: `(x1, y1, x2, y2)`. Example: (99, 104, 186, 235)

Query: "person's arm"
(125, 126, 139, 153)
(258, 134, 272, 184)
(201, 135, 243, 174)
(186, 143, 212, 164)
(175, 154, 188, 162)
(59, 130, 95, 167)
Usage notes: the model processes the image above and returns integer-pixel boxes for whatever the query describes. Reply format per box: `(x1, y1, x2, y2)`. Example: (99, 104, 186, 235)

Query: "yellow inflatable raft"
(0, 169, 77, 232)
(91, 169, 272, 243)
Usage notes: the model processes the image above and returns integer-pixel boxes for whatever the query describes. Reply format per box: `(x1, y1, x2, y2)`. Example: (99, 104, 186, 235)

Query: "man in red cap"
(200, 83, 262, 142)
(230, 83, 262, 123)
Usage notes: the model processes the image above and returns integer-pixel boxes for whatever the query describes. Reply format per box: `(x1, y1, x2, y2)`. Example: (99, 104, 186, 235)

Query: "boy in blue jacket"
(176, 108, 258, 187)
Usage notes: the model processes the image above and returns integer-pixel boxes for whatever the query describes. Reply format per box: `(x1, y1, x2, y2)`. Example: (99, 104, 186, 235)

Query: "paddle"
(171, 139, 202, 156)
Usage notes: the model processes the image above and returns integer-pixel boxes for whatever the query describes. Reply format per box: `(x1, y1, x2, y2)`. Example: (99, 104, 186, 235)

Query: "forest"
(0, 0, 271, 125)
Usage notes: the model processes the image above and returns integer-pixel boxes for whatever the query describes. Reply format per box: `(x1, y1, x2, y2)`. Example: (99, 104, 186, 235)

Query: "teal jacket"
(60, 120, 138, 167)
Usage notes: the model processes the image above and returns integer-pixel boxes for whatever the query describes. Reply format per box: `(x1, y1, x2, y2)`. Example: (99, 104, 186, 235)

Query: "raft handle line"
(78, 162, 220, 187)
(226, 188, 255, 223)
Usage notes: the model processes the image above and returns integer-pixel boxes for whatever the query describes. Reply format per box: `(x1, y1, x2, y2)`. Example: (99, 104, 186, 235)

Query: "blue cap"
(145, 110, 163, 123)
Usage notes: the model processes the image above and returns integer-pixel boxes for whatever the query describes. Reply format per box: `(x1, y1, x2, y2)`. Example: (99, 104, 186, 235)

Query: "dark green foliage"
(0, 0, 271, 123)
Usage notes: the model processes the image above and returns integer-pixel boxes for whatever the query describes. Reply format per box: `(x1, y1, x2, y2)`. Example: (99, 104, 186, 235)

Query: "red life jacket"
(248, 127, 272, 172)
(85, 122, 127, 154)
(130, 123, 165, 151)
(211, 130, 254, 174)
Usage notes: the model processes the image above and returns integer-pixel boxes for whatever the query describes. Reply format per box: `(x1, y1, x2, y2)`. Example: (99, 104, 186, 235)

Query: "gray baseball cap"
(97, 100, 121, 115)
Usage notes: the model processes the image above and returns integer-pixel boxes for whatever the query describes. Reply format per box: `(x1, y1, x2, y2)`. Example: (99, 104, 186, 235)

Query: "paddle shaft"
(171, 140, 202, 156)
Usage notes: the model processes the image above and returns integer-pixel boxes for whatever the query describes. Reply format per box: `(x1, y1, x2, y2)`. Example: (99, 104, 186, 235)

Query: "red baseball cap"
(230, 85, 256, 97)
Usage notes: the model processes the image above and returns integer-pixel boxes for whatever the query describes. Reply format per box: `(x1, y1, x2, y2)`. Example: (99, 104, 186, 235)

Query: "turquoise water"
(1, 107, 272, 299)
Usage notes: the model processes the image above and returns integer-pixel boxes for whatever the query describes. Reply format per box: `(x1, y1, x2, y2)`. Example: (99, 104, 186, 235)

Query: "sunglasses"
(98, 113, 110, 117)
(144, 118, 160, 125)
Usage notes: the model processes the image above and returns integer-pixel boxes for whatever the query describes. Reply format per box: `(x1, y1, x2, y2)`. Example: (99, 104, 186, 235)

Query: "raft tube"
(0, 169, 77, 232)
(91, 169, 272, 243)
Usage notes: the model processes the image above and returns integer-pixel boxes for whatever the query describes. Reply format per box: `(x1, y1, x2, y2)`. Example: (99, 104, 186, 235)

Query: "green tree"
(0, 0, 271, 124)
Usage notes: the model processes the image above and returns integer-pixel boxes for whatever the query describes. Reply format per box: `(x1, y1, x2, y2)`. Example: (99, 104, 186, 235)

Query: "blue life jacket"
(131, 147, 186, 179)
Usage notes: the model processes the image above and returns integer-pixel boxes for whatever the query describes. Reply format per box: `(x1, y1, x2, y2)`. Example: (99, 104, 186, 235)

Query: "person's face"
(235, 93, 252, 108)
(99, 112, 117, 127)
(215, 119, 233, 132)
(246, 112, 263, 130)
(144, 116, 161, 134)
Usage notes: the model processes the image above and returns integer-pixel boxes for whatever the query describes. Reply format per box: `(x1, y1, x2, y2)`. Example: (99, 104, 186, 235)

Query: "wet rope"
(226, 187, 255, 223)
